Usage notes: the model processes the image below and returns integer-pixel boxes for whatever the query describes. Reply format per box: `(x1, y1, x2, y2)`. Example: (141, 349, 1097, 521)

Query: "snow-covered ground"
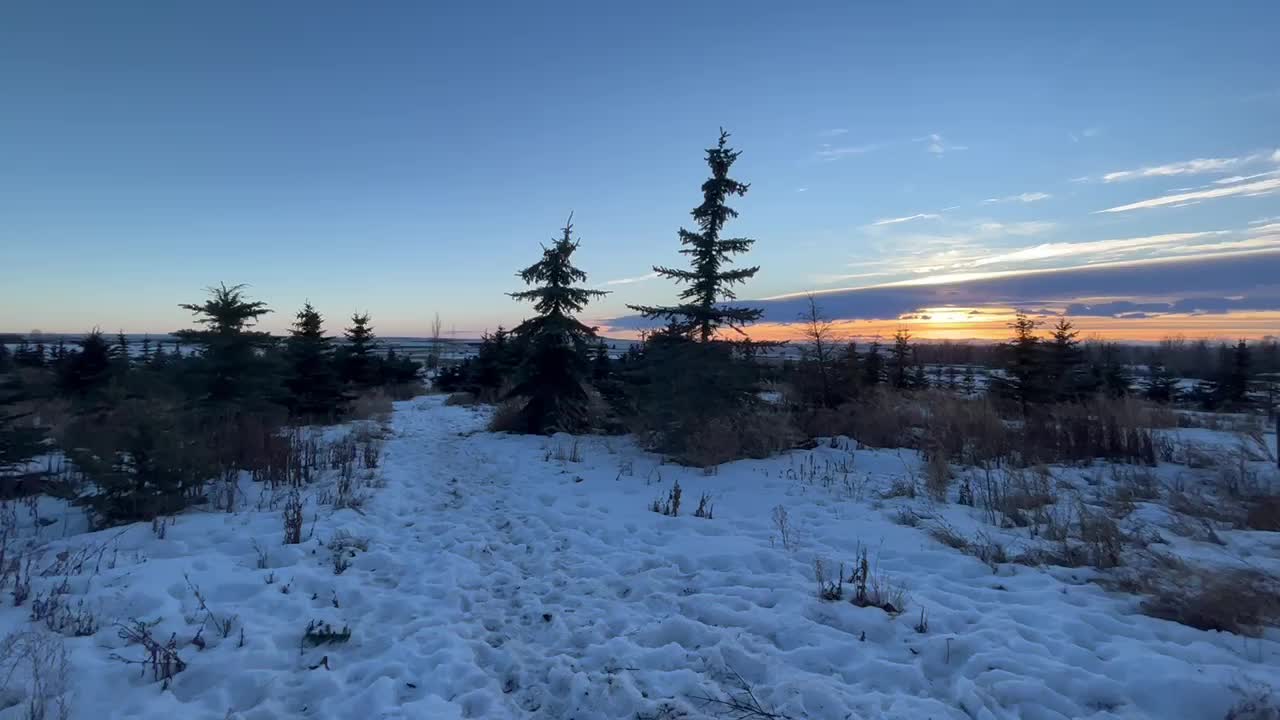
(2, 396, 1278, 719)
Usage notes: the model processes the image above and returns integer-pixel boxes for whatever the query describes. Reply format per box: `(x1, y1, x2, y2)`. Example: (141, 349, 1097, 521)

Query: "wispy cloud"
(968, 231, 1229, 268)
(983, 191, 1052, 204)
(916, 133, 967, 156)
(815, 143, 880, 161)
(1100, 153, 1270, 182)
(1097, 177, 1280, 213)
(818, 128, 849, 138)
(870, 213, 941, 227)
(1213, 169, 1280, 185)
(601, 271, 660, 286)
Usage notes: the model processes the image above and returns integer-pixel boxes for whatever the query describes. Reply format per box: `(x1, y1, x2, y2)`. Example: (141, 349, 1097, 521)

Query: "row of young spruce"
(1, 287, 419, 527)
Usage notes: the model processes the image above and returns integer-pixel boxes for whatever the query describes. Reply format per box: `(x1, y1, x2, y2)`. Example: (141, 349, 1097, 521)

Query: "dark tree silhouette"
(505, 215, 609, 434)
(176, 283, 275, 405)
(629, 130, 762, 342)
(283, 302, 347, 419)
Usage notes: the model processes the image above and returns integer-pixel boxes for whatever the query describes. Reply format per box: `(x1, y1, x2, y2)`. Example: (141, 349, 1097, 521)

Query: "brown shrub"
(1136, 563, 1280, 636)
(349, 387, 395, 421)
(444, 391, 477, 407)
(678, 408, 801, 467)
(487, 398, 528, 433)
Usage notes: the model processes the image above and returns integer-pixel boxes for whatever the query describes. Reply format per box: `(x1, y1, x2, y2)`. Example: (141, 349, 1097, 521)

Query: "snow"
(2, 396, 1278, 719)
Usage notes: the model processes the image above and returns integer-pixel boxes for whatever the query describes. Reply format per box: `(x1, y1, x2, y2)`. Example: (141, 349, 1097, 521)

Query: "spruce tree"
(59, 330, 114, 398)
(505, 216, 608, 434)
(994, 313, 1047, 413)
(961, 366, 977, 396)
(176, 283, 275, 405)
(1046, 318, 1085, 401)
(339, 313, 377, 387)
(628, 130, 762, 341)
(1204, 339, 1252, 409)
(0, 372, 47, 482)
(114, 330, 130, 368)
(889, 329, 914, 389)
(1143, 362, 1179, 404)
(863, 341, 885, 386)
(283, 302, 347, 418)
(1090, 342, 1133, 399)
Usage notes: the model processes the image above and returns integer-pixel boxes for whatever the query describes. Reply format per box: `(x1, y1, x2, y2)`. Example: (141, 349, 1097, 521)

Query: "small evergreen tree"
(505, 216, 609, 434)
(888, 329, 914, 389)
(1204, 339, 1252, 409)
(0, 372, 47, 482)
(628, 129, 762, 341)
(339, 312, 377, 387)
(837, 341, 861, 397)
(114, 330, 130, 369)
(59, 330, 114, 398)
(1046, 318, 1086, 402)
(283, 302, 347, 419)
(1143, 362, 1179, 404)
(961, 366, 977, 396)
(1090, 342, 1133, 399)
(993, 313, 1047, 413)
(175, 283, 275, 405)
(863, 341, 885, 386)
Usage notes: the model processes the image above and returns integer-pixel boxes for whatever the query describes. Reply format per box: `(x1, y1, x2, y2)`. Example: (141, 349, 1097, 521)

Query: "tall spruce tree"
(505, 216, 609, 434)
(628, 130, 762, 341)
(283, 302, 347, 418)
(176, 283, 275, 405)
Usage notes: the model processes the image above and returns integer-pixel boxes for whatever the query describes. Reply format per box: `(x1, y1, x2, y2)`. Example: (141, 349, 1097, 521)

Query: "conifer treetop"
(509, 214, 609, 337)
(628, 129, 763, 342)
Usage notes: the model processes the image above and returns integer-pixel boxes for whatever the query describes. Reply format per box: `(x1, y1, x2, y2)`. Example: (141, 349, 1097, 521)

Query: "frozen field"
(2, 395, 1278, 719)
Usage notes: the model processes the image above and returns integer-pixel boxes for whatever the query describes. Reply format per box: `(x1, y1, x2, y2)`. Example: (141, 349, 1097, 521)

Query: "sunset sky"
(2, 2, 1278, 341)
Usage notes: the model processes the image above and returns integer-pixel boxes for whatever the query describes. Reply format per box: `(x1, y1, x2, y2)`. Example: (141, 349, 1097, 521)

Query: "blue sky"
(2, 1, 1278, 339)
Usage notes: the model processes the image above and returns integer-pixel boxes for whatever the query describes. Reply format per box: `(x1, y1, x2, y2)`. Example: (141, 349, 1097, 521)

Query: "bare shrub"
(845, 546, 907, 614)
(302, 620, 351, 647)
(771, 505, 793, 550)
(1225, 684, 1280, 720)
(348, 387, 395, 421)
(444, 391, 476, 407)
(0, 630, 72, 720)
(693, 492, 714, 519)
(1116, 555, 1280, 636)
(650, 479, 682, 517)
(692, 666, 791, 720)
(814, 557, 844, 601)
(545, 437, 583, 463)
(924, 451, 951, 502)
(282, 491, 304, 544)
(30, 585, 98, 637)
(678, 408, 802, 467)
(680, 416, 741, 468)
(111, 620, 186, 685)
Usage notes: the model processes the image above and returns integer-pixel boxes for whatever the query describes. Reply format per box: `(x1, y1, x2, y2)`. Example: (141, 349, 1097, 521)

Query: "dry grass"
(1113, 554, 1280, 636)
(487, 398, 527, 433)
(804, 390, 1161, 470)
(679, 409, 802, 467)
(348, 387, 395, 422)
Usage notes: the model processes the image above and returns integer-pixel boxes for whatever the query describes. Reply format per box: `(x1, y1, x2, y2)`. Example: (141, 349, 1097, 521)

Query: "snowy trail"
(8, 396, 1277, 720)
(279, 396, 1278, 720)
